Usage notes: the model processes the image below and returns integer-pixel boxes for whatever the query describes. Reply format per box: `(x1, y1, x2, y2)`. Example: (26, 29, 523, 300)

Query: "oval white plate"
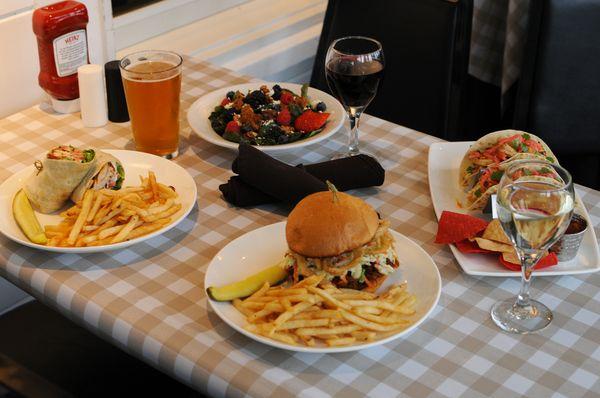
(205, 221, 441, 353)
(0, 150, 197, 253)
(187, 82, 345, 152)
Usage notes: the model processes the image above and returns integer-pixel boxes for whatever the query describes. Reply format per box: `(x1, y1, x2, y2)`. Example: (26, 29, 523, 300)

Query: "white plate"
(205, 222, 441, 353)
(428, 141, 600, 277)
(187, 82, 345, 152)
(0, 149, 197, 253)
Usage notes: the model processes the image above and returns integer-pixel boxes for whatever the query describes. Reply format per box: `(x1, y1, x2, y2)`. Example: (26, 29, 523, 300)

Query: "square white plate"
(428, 141, 600, 276)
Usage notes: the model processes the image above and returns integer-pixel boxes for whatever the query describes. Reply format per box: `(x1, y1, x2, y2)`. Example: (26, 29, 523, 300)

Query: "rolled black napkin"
(219, 143, 385, 206)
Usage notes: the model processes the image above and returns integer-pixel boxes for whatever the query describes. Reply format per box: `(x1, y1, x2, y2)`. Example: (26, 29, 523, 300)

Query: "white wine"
(497, 181, 574, 251)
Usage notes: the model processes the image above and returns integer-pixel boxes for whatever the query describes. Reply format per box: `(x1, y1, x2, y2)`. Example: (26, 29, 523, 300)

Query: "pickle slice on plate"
(207, 264, 288, 301)
(12, 189, 48, 244)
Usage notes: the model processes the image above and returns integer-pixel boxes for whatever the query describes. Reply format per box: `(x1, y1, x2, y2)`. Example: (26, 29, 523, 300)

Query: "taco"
(70, 151, 124, 203)
(465, 163, 560, 211)
(459, 130, 557, 191)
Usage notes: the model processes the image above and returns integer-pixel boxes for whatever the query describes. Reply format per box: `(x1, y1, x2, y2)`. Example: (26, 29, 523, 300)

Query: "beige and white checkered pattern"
(1, 57, 599, 397)
(470, 0, 531, 94)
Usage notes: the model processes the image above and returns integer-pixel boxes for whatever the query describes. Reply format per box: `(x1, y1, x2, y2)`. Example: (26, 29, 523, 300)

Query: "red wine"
(325, 59, 384, 109)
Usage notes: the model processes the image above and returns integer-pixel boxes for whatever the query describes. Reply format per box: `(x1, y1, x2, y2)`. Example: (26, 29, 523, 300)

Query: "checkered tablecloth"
(470, 0, 531, 94)
(1, 57, 599, 398)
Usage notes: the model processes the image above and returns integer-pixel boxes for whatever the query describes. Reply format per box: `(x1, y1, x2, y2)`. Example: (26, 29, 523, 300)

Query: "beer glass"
(120, 51, 182, 159)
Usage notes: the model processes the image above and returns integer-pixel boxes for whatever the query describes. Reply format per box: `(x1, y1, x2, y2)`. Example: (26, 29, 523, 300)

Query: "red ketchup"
(32, 1, 89, 113)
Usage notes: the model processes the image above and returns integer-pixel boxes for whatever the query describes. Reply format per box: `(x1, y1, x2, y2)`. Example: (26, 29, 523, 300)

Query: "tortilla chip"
(501, 251, 521, 264)
(455, 240, 494, 254)
(474, 237, 515, 253)
(482, 219, 512, 245)
(435, 211, 489, 244)
(499, 252, 558, 271)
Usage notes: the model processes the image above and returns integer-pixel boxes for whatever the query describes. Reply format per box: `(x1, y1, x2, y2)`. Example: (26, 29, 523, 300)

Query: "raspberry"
(221, 98, 231, 106)
(224, 120, 240, 134)
(276, 108, 291, 125)
(280, 91, 294, 105)
(294, 110, 330, 132)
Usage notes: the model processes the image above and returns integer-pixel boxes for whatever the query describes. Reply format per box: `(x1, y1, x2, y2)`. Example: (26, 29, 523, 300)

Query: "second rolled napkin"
(219, 144, 385, 206)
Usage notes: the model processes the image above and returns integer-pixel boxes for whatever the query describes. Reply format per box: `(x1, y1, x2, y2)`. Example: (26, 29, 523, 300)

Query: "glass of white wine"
(492, 160, 574, 333)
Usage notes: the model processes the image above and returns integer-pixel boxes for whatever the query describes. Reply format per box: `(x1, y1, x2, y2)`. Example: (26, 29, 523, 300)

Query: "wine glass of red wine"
(325, 36, 384, 158)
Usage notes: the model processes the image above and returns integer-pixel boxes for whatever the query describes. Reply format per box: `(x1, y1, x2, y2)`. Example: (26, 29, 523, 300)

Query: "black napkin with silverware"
(219, 143, 385, 206)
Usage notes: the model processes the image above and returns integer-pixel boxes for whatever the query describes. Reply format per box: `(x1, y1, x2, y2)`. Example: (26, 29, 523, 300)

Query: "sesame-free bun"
(286, 191, 379, 257)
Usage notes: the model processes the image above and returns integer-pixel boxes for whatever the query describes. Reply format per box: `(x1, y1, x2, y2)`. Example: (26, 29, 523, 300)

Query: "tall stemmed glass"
(325, 36, 384, 158)
(492, 160, 574, 333)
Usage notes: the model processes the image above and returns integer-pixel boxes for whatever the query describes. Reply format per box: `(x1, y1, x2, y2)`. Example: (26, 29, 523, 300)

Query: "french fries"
(44, 171, 180, 247)
(235, 279, 417, 347)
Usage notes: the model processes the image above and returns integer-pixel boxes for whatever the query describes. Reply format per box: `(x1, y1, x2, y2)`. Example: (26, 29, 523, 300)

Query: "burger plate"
(205, 221, 442, 353)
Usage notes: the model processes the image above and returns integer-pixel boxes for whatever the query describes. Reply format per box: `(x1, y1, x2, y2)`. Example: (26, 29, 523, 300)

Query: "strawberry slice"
(224, 120, 240, 134)
(280, 91, 294, 105)
(221, 98, 231, 106)
(277, 107, 291, 125)
(294, 110, 330, 133)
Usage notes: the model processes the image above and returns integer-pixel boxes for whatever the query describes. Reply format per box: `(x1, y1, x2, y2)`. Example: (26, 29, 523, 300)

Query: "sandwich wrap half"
(71, 151, 124, 203)
(459, 130, 557, 191)
(24, 146, 97, 213)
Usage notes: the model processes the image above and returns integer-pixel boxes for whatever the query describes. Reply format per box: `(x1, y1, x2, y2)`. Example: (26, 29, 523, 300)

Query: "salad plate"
(428, 141, 600, 276)
(0, 150, 197, 253)
(187, 82, 345, 152)
(205, 221, 441, 353)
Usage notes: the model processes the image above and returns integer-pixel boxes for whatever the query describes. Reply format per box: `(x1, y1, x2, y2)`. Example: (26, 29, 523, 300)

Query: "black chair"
(514, 0, 600, 189)
(310, 0, 473, 140)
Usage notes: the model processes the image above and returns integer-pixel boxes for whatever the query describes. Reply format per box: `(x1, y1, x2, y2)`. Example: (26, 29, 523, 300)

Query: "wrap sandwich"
(459, 130, 557, 192)
(71, 151, 125, 203)
(23, 145, 97, 213)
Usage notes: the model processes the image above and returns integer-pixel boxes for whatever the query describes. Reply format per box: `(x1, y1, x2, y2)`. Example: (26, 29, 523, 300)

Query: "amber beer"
(120, 51, 183, 158)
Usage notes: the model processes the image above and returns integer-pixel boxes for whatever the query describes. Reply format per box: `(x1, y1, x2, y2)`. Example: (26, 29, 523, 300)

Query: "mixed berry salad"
(208, 84, 330, 146)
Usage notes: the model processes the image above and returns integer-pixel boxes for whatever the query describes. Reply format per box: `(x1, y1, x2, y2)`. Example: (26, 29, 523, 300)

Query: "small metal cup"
(551, 214, 588, 262)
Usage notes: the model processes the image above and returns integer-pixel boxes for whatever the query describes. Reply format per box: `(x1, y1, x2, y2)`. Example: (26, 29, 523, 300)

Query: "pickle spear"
(207, 264, 288, 301)
(12, 189, 47, 245)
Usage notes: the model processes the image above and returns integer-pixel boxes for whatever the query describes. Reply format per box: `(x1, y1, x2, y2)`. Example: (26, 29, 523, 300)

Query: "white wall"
(0, 0, 109, 118)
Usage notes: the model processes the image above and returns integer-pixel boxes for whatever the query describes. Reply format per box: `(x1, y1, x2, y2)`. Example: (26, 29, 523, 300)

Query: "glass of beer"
(120, 50, 183, 159)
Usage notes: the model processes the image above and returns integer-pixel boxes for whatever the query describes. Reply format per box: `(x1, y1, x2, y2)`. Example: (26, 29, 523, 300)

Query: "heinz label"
(52, 29, 88, 77)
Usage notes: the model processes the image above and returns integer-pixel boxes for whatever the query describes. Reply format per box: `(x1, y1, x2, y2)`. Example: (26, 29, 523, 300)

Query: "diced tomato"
(479, 169, 492, 189)
(525, 139, 543, 152)
(468, 151, 482, 160)
(497, 134, 523, 147)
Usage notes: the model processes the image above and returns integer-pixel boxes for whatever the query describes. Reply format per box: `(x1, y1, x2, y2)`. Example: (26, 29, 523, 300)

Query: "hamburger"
(284, 189, 399, 292)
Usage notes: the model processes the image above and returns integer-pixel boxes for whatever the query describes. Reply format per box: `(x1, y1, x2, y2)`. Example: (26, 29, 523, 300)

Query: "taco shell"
(459, 130, 557, 190)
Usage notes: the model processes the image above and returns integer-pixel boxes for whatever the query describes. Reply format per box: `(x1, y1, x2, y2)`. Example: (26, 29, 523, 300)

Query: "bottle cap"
(78, 64, 108, 127)
(50, 97, 80, 114)
(104, 60, 129, 122)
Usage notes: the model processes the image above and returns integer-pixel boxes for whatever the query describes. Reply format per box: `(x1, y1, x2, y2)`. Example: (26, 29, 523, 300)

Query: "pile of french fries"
(233, 274, 417, 347)
(45, 171, 180, 247)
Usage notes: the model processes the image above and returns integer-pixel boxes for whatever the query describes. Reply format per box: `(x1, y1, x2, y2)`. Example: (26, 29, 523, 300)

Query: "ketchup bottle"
(32, 1, 89, 113)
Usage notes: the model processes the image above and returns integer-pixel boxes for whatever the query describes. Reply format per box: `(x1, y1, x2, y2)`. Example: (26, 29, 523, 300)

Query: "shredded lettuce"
(83, 149, 95, 163)
(114, 163, 125, 190)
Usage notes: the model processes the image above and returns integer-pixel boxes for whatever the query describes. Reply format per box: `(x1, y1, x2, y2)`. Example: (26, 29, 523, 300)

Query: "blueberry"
(272, 84, 281, 92)
(278, 134, 289, 144)
(316, 102, 327, 112)
(226, 91, 235, 100)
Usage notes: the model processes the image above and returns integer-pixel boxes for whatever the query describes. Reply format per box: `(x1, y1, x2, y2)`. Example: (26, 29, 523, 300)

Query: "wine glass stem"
(347, 107, 361, 156)
(516, 252, 540, 308)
